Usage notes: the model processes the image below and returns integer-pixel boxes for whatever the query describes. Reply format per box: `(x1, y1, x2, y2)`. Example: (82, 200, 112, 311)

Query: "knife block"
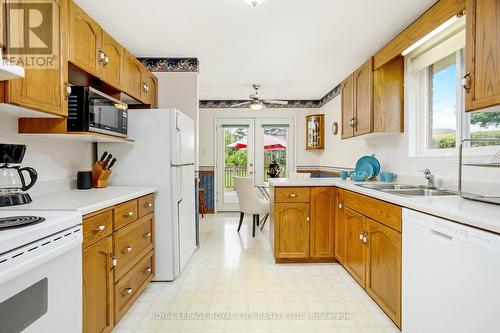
(92, 161, 112, 188)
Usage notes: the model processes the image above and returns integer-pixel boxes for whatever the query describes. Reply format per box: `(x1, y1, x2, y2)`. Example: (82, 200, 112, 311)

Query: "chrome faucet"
(420, 169, 436, 189)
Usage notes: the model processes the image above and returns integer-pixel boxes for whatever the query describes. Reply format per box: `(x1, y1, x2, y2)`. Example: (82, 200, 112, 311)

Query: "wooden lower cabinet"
(310, 187, 335, 258)
(271, 186, 335, 262)
(83, 236, 114, 333)
(344, 207, 367, 287)
(83, 194, 155, 333)
(275, 203, 310, 259)
(366, 218, 401, 327)
(340, 190, 402, 328)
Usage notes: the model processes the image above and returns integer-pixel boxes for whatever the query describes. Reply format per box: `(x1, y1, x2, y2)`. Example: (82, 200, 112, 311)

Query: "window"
(407, 15, 499, 156)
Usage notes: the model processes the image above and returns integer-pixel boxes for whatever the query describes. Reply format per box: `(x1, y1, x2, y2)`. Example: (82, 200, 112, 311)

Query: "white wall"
(319, 95, 500, 189)
(198, 107, 322, 168)
(0, 112, 93, 185)
(155, 72, 199, 169)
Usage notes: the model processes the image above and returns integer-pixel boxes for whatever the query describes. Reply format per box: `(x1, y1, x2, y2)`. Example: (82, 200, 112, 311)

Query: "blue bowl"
(351, 171, 368, 182)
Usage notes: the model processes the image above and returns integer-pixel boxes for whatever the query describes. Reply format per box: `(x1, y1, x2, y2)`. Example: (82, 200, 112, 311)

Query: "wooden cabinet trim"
(334, 188, 346, 263)
(373, 0, 466, 69)
(341, 75, 355, 139)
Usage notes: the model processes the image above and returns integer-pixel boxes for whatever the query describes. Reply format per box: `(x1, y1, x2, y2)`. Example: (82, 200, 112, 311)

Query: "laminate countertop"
(269, 178, 500, 235)
(0, 186, 158, 215)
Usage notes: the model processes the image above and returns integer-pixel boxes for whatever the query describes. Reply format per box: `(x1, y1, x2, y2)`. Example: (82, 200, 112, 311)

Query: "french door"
(216, 119, 255, 211)
(216, 117, 294, 212)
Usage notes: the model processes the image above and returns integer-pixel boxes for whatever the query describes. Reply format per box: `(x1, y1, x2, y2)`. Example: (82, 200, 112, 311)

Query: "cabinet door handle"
(122, 288, 133, 297)
(143, 232, 152, 239)
(111, 255, 118, 267)
(98, 49, 105, 63)
(144, 267, 152, 274)
(103, 54, 109, 66)
(64, 82, 71, 101)
(288, 193, 297, 198)
(359, 232, 364, 241)
(123, 246, 132, 254)
(462, 72, 471, 93)
(363, 236, 368, 244)
(338, 203, 342, 209)
(93, 225, 105, 232)
(123, 211, 134, 217)
(145, 203, 153, 208)
(352, 118, 357, 129)
(306, 214, 310, 223)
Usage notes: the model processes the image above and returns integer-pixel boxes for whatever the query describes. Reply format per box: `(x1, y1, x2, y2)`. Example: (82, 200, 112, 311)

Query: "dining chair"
(233, 177, 269, 237)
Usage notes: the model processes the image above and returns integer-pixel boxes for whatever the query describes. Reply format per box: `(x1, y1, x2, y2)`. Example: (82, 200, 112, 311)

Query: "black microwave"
(67, 86, 128, 138)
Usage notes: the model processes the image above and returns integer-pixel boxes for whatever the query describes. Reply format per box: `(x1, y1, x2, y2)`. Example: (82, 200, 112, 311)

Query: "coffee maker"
(0, 144, 38, 207)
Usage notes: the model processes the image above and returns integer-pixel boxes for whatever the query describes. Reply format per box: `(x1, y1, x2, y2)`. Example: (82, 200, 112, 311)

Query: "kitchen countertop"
(269, 178, 500, 234)
(0, 186, 158, 215)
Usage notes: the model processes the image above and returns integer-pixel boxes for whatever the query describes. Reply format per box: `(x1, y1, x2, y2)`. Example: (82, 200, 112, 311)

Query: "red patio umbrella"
(227, 135, 286, 149)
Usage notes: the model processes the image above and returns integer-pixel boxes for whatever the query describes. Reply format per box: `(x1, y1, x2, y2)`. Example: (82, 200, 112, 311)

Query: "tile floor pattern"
(113, 213, 400, 333)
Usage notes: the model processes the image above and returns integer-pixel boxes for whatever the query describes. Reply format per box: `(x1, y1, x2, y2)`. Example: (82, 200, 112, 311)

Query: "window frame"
(406, 16, 499, 159)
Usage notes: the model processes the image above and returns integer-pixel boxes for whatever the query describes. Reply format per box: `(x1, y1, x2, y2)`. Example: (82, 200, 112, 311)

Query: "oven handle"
(0, 232, 82, 285)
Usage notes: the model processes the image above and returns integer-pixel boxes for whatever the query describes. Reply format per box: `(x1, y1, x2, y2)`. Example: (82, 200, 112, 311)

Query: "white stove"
(0, 210, 82, 333)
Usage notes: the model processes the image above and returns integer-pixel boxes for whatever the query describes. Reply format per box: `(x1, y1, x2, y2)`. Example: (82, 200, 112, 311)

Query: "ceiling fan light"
(250, 101, 264, 110)
(244, 0, 267, 7)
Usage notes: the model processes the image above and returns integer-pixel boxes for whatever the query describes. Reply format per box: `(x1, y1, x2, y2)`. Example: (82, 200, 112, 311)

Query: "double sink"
(355, 183, 457, 197)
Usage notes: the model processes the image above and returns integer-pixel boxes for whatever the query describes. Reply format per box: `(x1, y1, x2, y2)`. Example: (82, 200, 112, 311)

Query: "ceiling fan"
(232, 84, 288, 110)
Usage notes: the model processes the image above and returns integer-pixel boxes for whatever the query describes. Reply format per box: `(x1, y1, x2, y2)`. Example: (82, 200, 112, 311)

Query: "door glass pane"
(224, 126, 248, 204)
(263, 126, 288, 183)
(427, 52, 457, 149)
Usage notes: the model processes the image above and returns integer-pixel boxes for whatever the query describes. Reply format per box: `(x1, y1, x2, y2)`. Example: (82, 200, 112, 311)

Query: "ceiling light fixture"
(250, 100, 264, 110)
(244, 0, 267, 7)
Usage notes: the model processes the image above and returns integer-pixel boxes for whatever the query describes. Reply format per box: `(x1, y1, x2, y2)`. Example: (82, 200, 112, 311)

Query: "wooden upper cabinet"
(122, 51, 144, 100)
(366, 218, 402, 327)
(0, 0, 5, 48)
(344, 207, 367, 287)
(341, 75, 355, 139)
(353, 58, 374, 136)
(334, 188, 346, 264)
(465, 0, 500, 111)
(310, 187, 335, 258)
(83, 236, 114, 333)
(5, 0, 69, 117)
(275, 203, 310, 259)
(141, 69, 158, 107)
(69, 0, 102, 77)
(100, 31, 124, 90)
(373, 56, 404, 133)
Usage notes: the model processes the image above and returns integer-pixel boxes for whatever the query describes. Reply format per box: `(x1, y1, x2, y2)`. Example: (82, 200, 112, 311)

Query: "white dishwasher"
(402, 209, 500, 333)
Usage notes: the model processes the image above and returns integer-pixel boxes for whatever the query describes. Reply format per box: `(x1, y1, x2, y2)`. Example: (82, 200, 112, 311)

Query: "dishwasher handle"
(430, 229, 453, 242)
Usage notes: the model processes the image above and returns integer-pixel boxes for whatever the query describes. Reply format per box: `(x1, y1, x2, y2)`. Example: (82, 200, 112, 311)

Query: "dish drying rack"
(459, 138, 500, 205)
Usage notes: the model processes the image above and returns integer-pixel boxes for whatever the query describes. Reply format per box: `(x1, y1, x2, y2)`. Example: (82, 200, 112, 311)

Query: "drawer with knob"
(138, 194, 154, 218)
(114, 199, 139, 230)
(82, 210, 113, 248)
(113, 213, 154, 281)
(275, 187, 311, 203)
(114, 250, 154, 323)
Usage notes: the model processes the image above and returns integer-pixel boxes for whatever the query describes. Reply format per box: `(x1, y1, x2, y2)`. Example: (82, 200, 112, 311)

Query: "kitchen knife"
(108, 158, 117, 169)
(102, 154, 113, 169)
(99, 151, 108, 163)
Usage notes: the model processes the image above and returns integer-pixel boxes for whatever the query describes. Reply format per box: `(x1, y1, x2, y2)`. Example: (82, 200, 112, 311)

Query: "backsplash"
(0, 112, 93, 187)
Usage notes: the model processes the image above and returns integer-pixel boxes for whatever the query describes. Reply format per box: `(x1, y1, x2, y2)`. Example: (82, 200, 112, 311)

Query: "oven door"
(88, 87, 128, 138)
(0, 226, 82, 333)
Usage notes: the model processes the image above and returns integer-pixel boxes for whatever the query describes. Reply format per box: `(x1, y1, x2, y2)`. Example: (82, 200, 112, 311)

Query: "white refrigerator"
(99, 109, 196, 281)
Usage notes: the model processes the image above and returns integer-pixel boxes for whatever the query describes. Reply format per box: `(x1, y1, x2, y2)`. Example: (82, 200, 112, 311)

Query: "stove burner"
(0, 216, 46, 229)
